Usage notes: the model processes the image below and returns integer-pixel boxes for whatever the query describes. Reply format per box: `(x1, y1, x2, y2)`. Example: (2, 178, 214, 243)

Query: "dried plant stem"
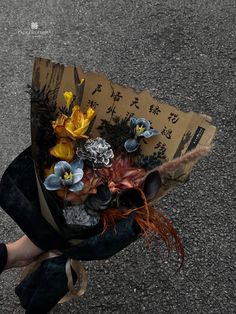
(156, 146, 212, 175)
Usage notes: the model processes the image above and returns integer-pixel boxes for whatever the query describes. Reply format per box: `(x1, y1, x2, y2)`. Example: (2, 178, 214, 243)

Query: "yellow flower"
(52, 106, 95, 140)
(49, 138, 75, 162)
(135, 124, 145, 136)
(63, 91, 73, 107)
(44, 163, 55, 178)
(86, 107, 95, 120)
(52, 114, 68, 138)
(63, 171, 73, 180)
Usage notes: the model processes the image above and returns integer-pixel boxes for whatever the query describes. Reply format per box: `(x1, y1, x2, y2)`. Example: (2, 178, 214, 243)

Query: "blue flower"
(44, 159, 84, 192)
(124, 117, 159, 153)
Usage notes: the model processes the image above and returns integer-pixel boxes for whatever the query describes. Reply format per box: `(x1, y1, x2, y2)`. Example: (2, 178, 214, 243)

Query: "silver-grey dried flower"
(63, 183, 112, 227)
(63, 204, 100, 227)
(77, 137, 114, 168)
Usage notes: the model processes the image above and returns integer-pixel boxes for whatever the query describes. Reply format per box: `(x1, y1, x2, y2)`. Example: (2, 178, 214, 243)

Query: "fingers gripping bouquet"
(12, 57, 215, 312)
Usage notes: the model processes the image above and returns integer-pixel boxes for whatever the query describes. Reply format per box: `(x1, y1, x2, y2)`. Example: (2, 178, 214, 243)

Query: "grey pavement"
(0, 0, 235, 313)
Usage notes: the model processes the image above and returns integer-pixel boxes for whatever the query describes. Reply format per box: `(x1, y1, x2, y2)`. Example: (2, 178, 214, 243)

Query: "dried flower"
(44, 159, 84, 192)
(124, 117, 159, 153)
(77, 137, 114, 168)
(63, 204, 100, 227)
(52, 105, 95, 140)
(97, 155, 146, 193)
(44, 163, 55, 178)
(51, 114, 68, 138)
(63, 91, 73, 107)
(56, 168, 103, 202)
(49, 137, 75, 162)
(63, 183, 112, 226)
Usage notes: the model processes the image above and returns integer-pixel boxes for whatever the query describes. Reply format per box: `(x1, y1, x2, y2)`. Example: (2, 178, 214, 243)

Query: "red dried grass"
(101, 189, 185, 267)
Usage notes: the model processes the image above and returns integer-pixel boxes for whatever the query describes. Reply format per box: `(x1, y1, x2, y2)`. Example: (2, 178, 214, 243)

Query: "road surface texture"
(0, 0, 235, 313)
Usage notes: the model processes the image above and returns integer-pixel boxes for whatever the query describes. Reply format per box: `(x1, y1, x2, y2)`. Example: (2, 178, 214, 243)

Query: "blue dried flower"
(44, 159, 84, 192)
(124, 117, 159, 152)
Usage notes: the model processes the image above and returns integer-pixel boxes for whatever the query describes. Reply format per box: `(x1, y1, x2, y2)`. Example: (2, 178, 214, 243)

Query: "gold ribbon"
(20, 250, 88, 304)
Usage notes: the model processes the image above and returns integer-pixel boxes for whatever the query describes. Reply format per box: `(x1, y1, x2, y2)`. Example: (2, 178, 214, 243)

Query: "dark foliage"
(97, 116, 132, 153)
(135, 152, 165, 170)
(29, 85, 58, 179)
(59, 105, 70, 116)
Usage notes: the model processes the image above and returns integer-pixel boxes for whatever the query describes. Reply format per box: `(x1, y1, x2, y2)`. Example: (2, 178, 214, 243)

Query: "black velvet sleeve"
(0, 146, 141, 257)
(0, 146, 68, 251)
(63, 213, 140, 260)
(1, 147, 141, 313)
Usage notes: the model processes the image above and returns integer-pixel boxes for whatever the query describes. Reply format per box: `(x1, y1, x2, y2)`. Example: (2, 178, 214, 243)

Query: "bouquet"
(0, 57, 216, 313)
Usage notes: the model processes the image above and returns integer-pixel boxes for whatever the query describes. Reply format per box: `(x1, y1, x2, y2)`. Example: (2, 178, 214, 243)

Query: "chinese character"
(168, 112, 179, 124)
(106, 106, 116, 115)
(161, 126, 172, 139)
(92, 84, 102, 95)
(88, 100, 99, 109)
(130, 97, 139, 109)
(154, 141, 162, 149)
(110, 91, 123, 102)
(125, 111, 135, 120)
(149, 104, 161, 115)
(154, 142, 167, 158)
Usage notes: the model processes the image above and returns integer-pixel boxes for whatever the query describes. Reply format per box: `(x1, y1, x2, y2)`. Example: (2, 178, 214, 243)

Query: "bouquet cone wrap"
(31, 57, 216, 243)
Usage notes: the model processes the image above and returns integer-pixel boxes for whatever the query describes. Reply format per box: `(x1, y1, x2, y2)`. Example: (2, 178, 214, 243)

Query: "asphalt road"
(0, 1, 235, 313)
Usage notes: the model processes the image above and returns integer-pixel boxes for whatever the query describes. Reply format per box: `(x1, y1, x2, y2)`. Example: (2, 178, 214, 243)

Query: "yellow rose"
(49, 138, 75, 162)
(63, 91, 73, 107)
